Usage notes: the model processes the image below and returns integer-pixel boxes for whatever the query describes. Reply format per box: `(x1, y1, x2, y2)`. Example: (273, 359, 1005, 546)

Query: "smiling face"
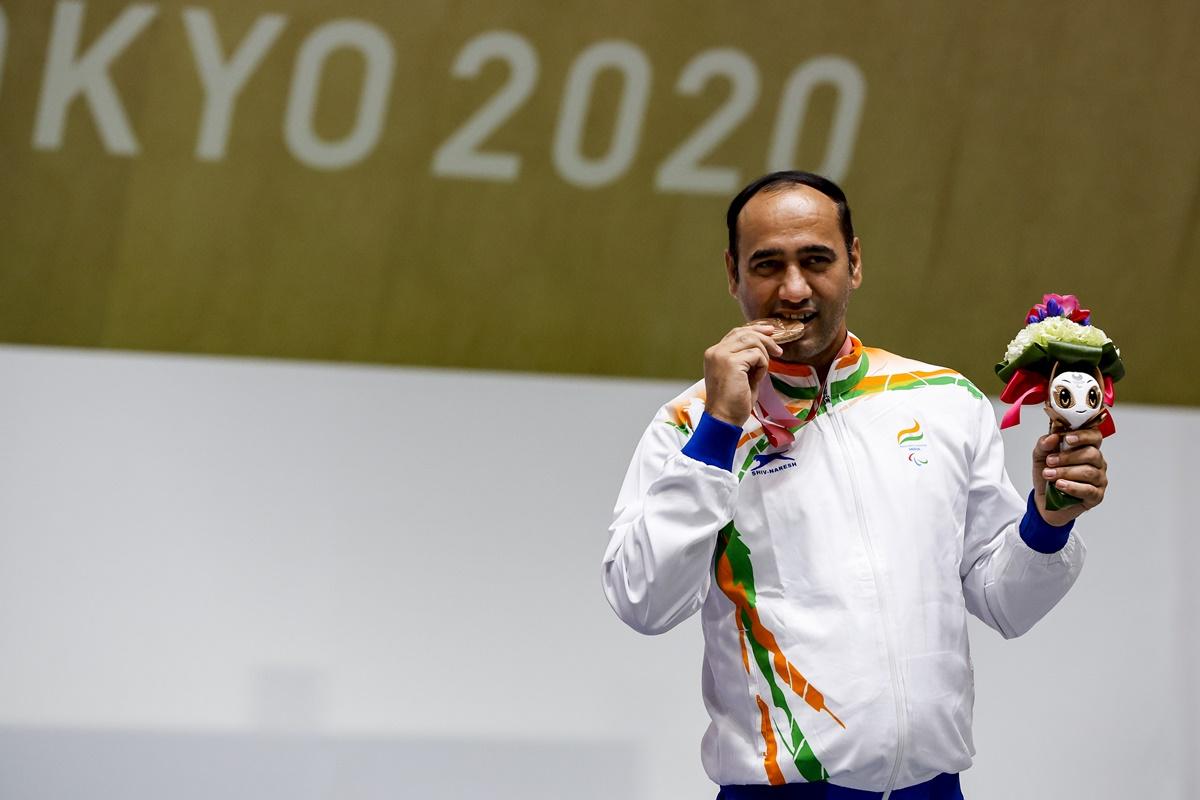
(1048, 371, 1104, 429)
(725, 185, 862, 370)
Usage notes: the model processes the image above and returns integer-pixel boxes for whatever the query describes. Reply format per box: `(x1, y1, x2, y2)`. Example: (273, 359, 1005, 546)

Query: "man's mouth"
(776, 310, 817, 325)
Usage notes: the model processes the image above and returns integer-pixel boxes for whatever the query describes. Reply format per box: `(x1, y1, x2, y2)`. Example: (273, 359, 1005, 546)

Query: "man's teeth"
(779, 312, 816, 322)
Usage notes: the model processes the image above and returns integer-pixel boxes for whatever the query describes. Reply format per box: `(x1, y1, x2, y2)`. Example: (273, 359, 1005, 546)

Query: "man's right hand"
(703, 324, 783, 427)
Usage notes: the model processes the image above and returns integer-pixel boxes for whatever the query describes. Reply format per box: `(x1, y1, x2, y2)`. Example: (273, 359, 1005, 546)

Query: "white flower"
(1003, 317, 1111, 364)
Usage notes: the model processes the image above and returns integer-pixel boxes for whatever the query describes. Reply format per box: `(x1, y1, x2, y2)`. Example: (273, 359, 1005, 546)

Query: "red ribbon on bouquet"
(999, 367, 1117, 436)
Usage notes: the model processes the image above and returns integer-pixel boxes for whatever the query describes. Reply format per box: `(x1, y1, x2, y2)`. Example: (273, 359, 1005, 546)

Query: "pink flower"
(1025, 293, 1091, 326)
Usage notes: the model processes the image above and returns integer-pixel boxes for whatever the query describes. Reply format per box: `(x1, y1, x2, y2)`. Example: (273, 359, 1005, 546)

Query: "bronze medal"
(748, 317, 806, 344)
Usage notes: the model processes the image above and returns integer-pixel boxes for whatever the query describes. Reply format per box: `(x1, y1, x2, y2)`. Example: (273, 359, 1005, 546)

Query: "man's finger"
(1045, 446, 1106, 469)
(736, 328, 783, 357)
(1050, 477, 1105, 507)
(720, 345, 769, 378)
(740, 334, 779, 363)
(1043, 464, 1106, 486)
(718, 328, 781, 358)
(732, 343, 770, 364)
(723, 324, 777, 343)
(1059, 427, 1104, 450)
(1035, 433, 1061, 457)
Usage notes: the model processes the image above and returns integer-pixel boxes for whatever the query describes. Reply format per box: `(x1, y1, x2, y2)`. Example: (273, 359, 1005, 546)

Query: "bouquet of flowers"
(995, 293, 1125, 510)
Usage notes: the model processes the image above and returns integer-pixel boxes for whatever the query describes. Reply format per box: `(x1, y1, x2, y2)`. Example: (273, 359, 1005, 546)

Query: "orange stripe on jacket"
(717, 552, 844, 728)
(853, 369, 959, 393)
(756, 695, 786, 785)
(767, 359, 816, 378)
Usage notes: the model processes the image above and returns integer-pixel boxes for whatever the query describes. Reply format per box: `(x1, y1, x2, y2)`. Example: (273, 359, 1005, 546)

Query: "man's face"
(725, 186, 862, 366)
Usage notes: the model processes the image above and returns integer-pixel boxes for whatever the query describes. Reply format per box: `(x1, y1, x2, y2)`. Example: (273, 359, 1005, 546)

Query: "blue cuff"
(681, 412, 742, 472)
(1019, 490, 1074, 554)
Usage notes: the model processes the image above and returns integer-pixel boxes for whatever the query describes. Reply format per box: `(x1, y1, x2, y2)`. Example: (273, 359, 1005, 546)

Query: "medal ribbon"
(753, 335, 854, 448)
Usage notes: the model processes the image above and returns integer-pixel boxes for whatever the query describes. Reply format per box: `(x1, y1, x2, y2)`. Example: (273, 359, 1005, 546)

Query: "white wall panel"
(0, 345, 1193, 799)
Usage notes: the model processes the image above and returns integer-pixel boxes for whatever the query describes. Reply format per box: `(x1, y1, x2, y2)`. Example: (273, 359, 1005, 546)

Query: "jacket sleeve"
(959, 397, 1086, 639)
(601, 412, 740, 635)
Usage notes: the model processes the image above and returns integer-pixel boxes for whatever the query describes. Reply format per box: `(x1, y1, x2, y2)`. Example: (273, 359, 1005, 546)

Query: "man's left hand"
(1032, 427, 1109, 526)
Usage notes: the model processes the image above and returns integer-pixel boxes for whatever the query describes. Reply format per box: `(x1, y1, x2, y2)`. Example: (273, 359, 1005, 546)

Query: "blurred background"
(1, 1, 1197, 798)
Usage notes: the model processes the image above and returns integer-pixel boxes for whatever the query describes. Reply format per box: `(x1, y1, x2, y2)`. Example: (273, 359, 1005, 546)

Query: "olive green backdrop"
(1, 1, 1197, 403)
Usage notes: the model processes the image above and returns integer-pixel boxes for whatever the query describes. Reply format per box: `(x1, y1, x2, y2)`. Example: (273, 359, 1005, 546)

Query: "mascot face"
(1048, 371, 1104, 429)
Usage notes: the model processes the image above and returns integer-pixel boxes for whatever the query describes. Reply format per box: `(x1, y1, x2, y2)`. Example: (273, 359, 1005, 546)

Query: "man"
(601, 172, 1108, 799)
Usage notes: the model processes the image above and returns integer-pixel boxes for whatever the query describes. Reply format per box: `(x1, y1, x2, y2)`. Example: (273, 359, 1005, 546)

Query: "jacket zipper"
(827, 396, 908, 798)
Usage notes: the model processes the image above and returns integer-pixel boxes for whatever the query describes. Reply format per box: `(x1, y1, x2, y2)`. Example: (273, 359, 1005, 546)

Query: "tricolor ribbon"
(751, 336, 855, 448)
(753, 373, 803, 448)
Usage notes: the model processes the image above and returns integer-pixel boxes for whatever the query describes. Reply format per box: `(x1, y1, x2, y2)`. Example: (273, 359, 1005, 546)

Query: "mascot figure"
(996, 293, 1125, 511)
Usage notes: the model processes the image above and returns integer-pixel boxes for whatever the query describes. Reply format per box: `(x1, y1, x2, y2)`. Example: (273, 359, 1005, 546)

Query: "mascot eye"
(1056, 386, 1074, 408)
(1087, 386, 1101, 409)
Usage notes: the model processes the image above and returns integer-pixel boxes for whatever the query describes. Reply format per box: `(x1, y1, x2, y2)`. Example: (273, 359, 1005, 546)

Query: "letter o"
(284, 19, 395, 170)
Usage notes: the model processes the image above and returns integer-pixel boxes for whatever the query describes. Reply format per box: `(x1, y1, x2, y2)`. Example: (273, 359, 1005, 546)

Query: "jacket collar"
(767, 332, 869, 401)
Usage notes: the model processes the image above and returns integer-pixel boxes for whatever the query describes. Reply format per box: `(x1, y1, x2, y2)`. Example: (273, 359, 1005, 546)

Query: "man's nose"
(778, 265, 811, 303)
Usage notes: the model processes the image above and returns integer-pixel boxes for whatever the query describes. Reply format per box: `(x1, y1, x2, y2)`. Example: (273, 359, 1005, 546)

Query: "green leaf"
(996, 343, 1050, 382)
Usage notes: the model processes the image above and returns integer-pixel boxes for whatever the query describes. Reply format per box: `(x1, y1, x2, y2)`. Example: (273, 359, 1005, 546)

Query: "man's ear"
(724, 249, 739, 296)
(849, 237, 863, 290)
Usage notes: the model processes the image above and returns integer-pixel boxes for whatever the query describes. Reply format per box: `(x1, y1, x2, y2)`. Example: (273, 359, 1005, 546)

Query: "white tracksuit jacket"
(601, 336, 1085, 792)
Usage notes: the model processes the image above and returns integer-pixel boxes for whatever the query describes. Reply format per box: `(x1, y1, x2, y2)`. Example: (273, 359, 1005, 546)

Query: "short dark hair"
(725, 171, 855, 270)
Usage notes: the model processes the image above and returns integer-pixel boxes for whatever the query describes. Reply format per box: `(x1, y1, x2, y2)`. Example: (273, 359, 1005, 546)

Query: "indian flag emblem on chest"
(897, 420, 929, 466)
